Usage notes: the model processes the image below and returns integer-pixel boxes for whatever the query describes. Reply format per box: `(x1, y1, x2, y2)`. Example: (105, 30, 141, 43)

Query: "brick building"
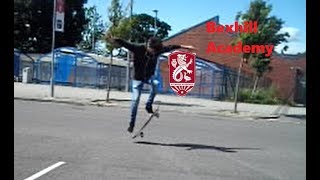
(162, 16, 305, 104)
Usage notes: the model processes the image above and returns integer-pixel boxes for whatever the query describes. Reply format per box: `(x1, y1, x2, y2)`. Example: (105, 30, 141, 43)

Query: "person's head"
(146, 37, 163, 54)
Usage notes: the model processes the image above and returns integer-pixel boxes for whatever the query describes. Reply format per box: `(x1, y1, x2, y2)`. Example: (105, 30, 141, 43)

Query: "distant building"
(162, 16, 305, 104)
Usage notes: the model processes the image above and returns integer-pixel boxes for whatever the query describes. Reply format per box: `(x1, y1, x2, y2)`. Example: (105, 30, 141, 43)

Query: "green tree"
(232, 0, 290, 113)
(14, 0, 86, 53)
(14, 0, 38, 52)
(233, 0, 290, 93)
(104, 13, 172, 44)
(77, 6, 106, 52)
(105, 0, 129, 102)
(129, 13, 171, 43)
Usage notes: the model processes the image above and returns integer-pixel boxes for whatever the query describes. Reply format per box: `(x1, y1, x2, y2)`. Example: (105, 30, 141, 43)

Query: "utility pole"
(153, 9, 158, 37)
(50, 0, 57, 97)
(125, 0, 133, 92)
(234, 58, 245, 113)
(92, 8, 96, 52)
(233, 14, 243, 113)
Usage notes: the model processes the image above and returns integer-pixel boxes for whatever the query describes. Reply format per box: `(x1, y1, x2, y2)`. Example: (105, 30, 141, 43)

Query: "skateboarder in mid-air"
(105, 35, 196, 133)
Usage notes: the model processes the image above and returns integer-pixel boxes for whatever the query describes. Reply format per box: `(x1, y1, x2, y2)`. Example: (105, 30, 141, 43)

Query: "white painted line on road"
(23, 161, 66, 180)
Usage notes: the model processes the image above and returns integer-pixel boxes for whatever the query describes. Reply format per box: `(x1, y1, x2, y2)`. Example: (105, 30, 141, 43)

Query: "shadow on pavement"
(134, 141, 261, 153)
(284, 114, 306, 120)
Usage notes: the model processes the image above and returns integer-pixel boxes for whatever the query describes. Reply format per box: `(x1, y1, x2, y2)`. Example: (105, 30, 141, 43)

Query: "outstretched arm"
(105, 35, 138, 52)
(159, 44, 197, 54)
(180, 45, 197, 50)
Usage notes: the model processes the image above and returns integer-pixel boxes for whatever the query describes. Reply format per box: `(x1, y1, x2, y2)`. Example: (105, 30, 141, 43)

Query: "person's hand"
(105, 34, 121, 48)
(105, 33, 115, 43)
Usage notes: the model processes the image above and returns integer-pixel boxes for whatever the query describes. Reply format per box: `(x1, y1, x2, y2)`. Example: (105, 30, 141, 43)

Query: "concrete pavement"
(14, 82, 306, 119)
(14, 100, 306, 180)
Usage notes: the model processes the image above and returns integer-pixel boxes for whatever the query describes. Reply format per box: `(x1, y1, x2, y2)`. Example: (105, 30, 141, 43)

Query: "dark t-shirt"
(114, 38, 181, 81)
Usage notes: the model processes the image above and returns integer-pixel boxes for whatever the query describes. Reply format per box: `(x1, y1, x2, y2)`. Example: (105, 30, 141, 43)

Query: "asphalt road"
(14, 100, 306, 180)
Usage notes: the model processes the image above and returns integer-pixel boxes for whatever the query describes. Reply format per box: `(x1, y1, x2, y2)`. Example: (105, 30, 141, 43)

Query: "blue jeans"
(130, 77, 159, 127)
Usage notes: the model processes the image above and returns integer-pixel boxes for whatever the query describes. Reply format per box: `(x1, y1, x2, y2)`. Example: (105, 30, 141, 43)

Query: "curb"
(14, 96, 269, 119)
(14, 97, 116, 107)
(14, 97, 87, 106)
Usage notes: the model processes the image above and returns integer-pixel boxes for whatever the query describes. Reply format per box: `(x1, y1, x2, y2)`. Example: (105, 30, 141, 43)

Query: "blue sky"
(85, 0, 306, 54)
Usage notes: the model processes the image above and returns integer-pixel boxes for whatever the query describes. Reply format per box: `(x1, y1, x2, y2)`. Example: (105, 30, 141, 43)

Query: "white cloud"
(278, 27, 300, 42)
(275, 27, 305, 54)
(275, 42, 306, 54)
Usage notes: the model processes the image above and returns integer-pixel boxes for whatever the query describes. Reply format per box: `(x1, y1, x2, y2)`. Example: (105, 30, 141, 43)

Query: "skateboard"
(132, 106, 160, 139)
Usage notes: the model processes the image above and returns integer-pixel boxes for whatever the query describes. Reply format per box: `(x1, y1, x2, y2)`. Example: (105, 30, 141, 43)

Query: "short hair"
(147, 37, 163, 50)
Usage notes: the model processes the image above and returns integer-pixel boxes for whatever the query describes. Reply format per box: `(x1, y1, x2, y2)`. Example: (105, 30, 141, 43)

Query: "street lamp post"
(152, 9, 158, 37)
(92, 12, 95, 52)
(50, 0, 57, 97)
(125, 0, 133, 92)
(233, 58, 245, 113)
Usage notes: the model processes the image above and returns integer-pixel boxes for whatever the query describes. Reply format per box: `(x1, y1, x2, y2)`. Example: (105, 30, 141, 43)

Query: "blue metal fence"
(33, 47, 129, 90)
(18, 47, 272, 100)
(14, 49, 20, 78)
(155, 54, 272, 100)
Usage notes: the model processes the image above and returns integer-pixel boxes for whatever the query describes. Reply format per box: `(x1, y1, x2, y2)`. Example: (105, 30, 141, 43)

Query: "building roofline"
(272, 52, 306, 60)
(163, 16, 220, 41)
(163, 15, 238, 42)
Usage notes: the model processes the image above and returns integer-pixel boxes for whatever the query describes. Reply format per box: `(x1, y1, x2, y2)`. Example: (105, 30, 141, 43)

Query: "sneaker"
(127, 125, 134, 133)
(146, 105, 154, 114)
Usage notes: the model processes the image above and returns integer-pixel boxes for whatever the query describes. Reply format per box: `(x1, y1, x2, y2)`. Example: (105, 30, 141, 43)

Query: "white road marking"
(23, 161, 66, 180)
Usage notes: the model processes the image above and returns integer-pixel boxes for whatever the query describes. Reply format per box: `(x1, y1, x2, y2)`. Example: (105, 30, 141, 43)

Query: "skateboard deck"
(132, 106, 160, 139)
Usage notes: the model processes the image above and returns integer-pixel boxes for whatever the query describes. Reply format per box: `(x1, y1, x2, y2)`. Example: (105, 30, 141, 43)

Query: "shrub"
(238, 86, 281, 105)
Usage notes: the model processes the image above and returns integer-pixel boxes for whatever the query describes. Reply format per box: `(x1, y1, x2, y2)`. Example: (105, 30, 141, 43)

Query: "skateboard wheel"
(140, 132, 144, 138)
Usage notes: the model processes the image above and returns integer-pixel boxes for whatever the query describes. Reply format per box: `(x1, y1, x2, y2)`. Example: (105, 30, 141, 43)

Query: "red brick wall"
(163, 23, 252, 73)
(265, 56, 306, 99)
(163, 20, 306, 100)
